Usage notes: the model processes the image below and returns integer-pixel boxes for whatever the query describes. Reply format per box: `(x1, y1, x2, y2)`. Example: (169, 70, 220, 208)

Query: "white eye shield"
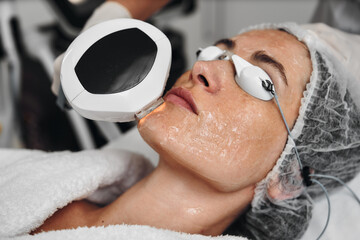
(196, 46, 275, 101)
(60, 19, 171, 122)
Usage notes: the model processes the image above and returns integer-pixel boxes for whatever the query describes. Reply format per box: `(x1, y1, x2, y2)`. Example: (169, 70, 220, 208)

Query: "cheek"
(138, 102, 198, 157)
(138, 99, 255, 160)
(175, 110, 251, 164)
(138, 97, 287, 191)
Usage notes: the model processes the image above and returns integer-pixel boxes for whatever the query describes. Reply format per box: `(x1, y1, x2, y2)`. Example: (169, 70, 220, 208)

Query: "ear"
(267, 174, 304, 201)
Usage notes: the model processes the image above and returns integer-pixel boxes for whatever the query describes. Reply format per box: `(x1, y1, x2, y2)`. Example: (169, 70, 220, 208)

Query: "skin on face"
(138, 29, 312, 192)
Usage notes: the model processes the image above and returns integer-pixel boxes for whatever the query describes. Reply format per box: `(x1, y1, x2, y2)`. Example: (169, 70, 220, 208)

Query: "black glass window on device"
(75, 28, 158, 94)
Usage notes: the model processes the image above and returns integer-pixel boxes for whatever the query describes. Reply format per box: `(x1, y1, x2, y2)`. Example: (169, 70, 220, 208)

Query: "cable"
(270, 84, 303, 170)
(310, 174, 360, 204)
(311, 179, 331, 240)
(264, 80, 330, 240)
(273, 90, 311, 186)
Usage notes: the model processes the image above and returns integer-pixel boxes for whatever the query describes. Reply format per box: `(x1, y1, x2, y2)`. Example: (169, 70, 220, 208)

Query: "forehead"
(229, 29, 311, 85)
(229, 29, 309, 59)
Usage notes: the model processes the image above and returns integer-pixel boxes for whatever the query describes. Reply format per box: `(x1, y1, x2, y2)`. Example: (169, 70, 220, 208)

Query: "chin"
(137, 102, 258, 192)
(137, 102, 181, 154)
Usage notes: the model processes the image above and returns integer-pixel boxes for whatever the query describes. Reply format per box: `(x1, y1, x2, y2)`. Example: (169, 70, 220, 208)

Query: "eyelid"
(257, 65, 281, 91)
(252, 51, 288, 86)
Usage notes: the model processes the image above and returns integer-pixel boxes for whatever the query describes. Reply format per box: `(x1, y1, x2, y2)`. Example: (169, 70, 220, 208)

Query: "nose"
(190, 60, 234, 93)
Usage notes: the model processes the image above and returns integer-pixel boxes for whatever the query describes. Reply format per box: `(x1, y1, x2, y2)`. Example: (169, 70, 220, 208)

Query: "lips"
(164, 87, 198, 115)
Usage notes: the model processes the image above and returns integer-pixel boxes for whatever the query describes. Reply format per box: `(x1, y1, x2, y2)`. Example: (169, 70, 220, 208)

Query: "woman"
(4, 1, 360, 239)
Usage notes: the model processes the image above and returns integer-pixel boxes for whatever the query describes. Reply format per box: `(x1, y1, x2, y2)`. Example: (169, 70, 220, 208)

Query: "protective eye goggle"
(196, 46, 275, 101)
(61, 19, 171, 122)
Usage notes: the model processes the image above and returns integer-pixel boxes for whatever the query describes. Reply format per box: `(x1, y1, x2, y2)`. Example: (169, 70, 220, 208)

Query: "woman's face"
(138, 29, 312, 192)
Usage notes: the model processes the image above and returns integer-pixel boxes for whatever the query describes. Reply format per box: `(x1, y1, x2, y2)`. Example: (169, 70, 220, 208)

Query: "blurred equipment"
(312, 0, 360, 34)
(47, 0, 105, 36)
(0, 0, 22, 147)
(0, 0, 195, 150)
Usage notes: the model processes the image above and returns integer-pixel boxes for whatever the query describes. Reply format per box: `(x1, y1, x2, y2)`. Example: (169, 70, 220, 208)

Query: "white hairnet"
(225, 23, 360, 239)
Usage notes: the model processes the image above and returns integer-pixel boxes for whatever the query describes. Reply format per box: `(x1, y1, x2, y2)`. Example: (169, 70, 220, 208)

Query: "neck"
(99, 156, 254, 236)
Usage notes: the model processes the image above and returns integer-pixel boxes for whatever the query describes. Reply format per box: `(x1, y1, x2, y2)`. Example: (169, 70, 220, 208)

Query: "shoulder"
(32, 200, 100, 234)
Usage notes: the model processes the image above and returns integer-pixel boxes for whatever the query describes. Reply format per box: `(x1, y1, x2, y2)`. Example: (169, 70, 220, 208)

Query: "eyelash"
(261, 67, 279, 90)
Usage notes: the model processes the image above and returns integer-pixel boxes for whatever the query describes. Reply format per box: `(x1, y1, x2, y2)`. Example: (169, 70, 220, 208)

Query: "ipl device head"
(61, 19, 171, 122)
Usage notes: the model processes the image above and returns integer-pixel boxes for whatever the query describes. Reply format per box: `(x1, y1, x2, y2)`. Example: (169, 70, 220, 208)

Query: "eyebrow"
(214, 38, 235, 49)
(214, 38, 288, 86)
(251, 50, 288, 86)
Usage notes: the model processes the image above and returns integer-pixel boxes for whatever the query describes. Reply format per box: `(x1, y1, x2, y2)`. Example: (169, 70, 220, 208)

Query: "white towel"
(0, 148, 153, 237)
(0, 148, 247, 240)
(3, 225, 245, 240)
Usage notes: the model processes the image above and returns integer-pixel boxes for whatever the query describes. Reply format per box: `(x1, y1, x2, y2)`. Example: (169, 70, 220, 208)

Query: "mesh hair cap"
(226, 23, 360, 240)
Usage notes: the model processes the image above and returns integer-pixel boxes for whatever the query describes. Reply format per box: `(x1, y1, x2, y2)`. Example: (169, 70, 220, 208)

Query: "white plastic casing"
(197, 46, 274, 101)
(61, 19, 171, 122)
(232, 55, 274, 101)
(197, 46, 225, 61)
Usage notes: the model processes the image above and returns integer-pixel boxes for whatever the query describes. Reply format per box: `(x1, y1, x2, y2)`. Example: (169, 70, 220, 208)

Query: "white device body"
(61, 19, 171, 122)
